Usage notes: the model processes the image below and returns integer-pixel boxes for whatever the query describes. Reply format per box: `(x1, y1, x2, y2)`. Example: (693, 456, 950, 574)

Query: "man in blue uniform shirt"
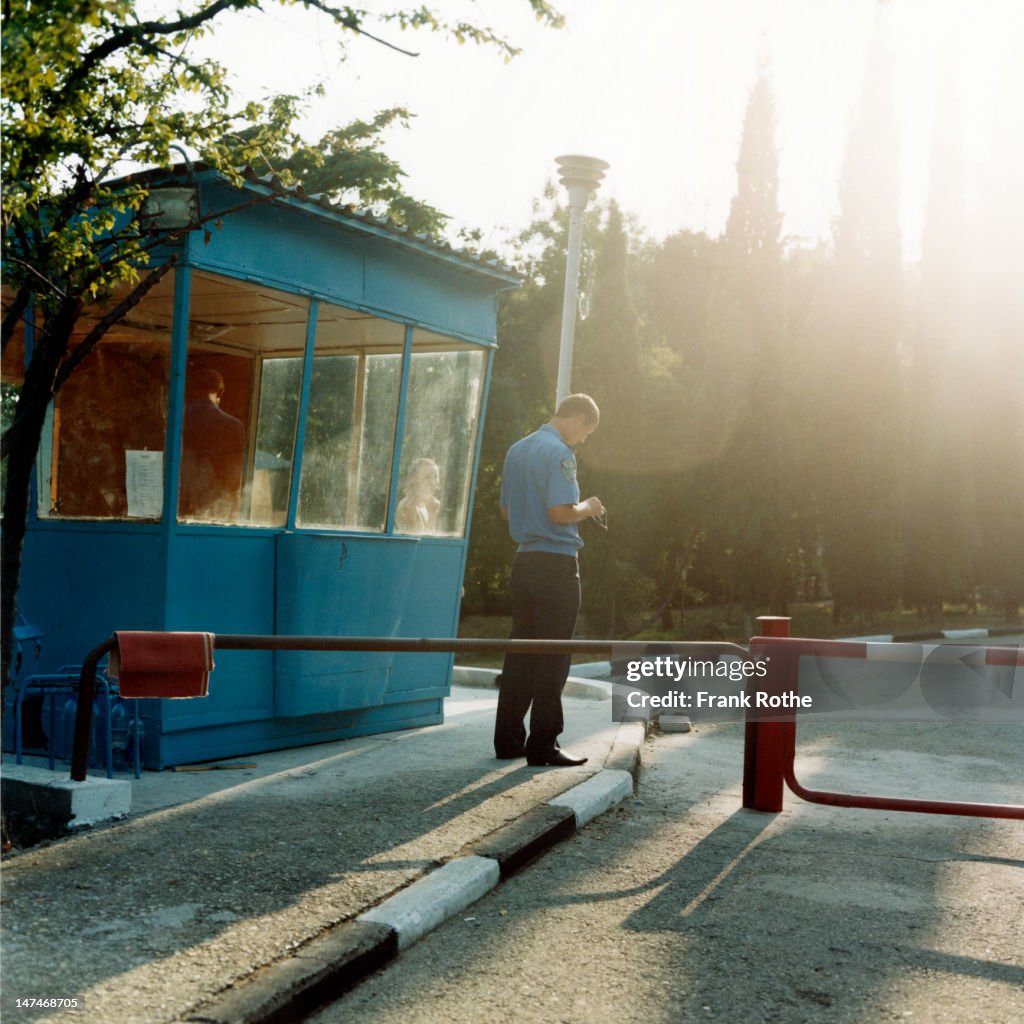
(494, 393, 606, 767)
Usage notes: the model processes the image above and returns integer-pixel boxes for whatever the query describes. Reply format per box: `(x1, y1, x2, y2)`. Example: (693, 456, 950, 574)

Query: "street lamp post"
(554, 154, 608, 406)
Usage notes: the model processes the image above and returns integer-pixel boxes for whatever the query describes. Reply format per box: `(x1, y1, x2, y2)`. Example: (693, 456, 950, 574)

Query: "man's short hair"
(555, 393, 600, 425)
(192, 367, 225, 397)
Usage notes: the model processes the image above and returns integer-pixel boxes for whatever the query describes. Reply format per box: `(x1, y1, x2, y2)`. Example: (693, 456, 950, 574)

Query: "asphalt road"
(310, 643, 1023, 1024)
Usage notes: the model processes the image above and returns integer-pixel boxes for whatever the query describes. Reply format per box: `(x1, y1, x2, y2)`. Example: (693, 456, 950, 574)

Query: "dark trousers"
(493, 551, 581, 757)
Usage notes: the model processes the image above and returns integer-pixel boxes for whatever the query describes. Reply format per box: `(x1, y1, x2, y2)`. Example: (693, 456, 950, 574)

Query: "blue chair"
(11, 615, 43, 678)
(9, 618, 142, 779)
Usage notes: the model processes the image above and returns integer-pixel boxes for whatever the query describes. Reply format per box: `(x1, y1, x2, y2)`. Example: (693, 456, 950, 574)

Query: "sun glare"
(129, 0, 1024, 262)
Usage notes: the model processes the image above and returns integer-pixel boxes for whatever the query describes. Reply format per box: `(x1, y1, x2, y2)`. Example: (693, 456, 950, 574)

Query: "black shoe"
(526, 749, 588, 767)
(495, 747, 526, 760)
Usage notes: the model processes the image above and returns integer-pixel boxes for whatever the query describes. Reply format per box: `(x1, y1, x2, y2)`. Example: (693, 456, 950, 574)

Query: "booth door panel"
(274, 534, 416, 716)
(162, 533, 277, 728)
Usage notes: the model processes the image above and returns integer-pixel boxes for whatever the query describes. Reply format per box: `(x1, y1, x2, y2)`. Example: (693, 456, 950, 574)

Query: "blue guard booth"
(11, 167, 518, 769)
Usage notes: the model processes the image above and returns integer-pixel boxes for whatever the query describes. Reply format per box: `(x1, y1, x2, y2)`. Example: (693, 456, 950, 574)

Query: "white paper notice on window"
(125, 450, 164, 518)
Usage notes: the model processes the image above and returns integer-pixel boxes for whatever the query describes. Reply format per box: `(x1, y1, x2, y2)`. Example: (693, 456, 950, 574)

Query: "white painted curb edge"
(355, 768, 635, 951)
(197, 731, 643, 1022)
(548, 768, 635, 827)
(359, 855, 500, 950)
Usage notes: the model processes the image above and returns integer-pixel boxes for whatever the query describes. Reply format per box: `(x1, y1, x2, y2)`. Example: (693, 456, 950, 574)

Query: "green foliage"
(462, 192, 567, 613)
(703, 63, 795, 615)
(901, 71, 976, 618)
(379, 1, 564, 59)
(2, 0, 556, 321)
(814, 9, 904, 622)
(466, 35, 1020, 637)
(724, 64, 781, 266)
(963, 59, 1024, 622)
(273, 109, 447, 236)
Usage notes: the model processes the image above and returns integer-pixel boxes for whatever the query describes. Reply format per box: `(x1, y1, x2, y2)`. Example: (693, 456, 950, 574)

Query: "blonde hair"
(404, 457, 439, 496)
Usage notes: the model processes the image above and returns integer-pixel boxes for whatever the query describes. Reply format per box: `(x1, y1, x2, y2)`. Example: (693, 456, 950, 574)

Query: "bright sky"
(172, 0, 1022, 259)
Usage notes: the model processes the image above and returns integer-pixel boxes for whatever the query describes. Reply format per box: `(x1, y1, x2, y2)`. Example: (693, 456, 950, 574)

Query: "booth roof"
(122, 162, 522, 285)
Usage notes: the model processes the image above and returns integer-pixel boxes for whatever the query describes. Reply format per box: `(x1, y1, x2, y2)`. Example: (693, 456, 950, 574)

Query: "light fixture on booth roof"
(138, 144, 200, 233)
(138, 188, 199, 232)
(554, 154, 608, 406)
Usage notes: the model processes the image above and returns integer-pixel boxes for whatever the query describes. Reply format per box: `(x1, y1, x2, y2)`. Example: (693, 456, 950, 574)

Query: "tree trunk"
(771, 589, 790, 617)
(660, 602, 673, 631)
(1, 306, 75, 690)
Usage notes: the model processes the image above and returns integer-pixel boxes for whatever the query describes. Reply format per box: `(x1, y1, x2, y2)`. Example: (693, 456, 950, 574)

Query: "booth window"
(33, 273, 175, 520)
(177, 271, 308, 527)
(26, 265, 489, 535)
(295, 303, 404, 531)
(394, 339, 486, 538)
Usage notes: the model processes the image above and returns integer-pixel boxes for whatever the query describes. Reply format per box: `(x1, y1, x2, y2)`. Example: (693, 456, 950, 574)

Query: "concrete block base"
(659, 714, 692, 733)
(1, 764, 131, 844)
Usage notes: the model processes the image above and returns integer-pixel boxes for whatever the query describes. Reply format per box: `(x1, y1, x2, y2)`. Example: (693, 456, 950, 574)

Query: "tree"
(902, 62, 976, 617)
(704, 62, 798, 617)
(246, 107, 449, 237)
(572, 200, 652, 636)
(0, 0, 563, 684)
(814, 4, 905, 625)
(633, 228, 721, 628)
(966, 56, 1024, 622)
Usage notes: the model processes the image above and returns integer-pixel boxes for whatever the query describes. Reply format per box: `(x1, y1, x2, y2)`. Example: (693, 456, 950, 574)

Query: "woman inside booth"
(395, 457, 441, 534)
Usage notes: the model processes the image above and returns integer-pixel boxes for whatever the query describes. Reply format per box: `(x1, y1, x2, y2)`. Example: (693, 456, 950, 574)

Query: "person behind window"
(179, 367, 245, 520)
(395, 457, 441, 533)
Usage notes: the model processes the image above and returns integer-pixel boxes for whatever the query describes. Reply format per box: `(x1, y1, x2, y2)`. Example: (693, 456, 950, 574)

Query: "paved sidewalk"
(1, 684, 643, 1024)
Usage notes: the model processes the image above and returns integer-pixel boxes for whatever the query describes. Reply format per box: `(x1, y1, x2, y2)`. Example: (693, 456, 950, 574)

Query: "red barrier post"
(71, 637, 117, 782)
(742, 616, 795, 812)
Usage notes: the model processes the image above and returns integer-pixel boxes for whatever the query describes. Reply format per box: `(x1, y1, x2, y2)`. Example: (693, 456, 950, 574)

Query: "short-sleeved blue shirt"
(500, 424, 582, 556)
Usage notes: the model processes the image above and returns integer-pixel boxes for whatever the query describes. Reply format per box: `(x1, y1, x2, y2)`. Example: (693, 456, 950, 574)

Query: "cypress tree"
(902, 62, 977, 617)
(817, 5, 905, 624)
(707, 62, 797, 615)
(966, 59, 1024, 622)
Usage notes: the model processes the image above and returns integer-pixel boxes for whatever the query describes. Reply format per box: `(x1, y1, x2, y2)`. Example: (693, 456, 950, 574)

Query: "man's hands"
(547, 496, 605, 525)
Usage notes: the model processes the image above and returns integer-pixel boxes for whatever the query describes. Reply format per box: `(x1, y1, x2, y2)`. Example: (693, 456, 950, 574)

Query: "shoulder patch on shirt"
(560, 458, 576, 483)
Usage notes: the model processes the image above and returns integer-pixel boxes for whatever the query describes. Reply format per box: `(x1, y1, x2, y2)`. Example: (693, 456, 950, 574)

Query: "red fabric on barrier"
(110, 631, 214, 698)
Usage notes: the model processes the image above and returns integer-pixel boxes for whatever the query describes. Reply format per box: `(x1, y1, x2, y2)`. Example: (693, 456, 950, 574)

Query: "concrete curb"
(604, 720, 647, 776)
(560, 660, 612, 679)
(452, 665, 613, 702)
(549, 768, 635, 827)
(188, 719, 645, 1024)
(845, 626, 1022, 644)
(466, 805, 578, 877)
(185, 921, 397, 1024)
(359, 856, 501, 949)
